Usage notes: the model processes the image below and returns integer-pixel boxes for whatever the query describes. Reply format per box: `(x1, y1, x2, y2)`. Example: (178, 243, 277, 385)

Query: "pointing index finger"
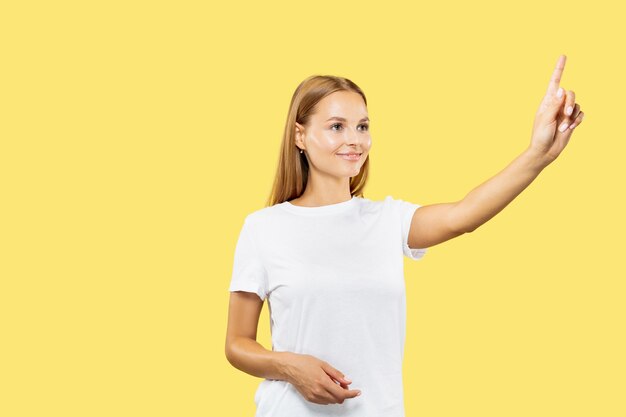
(547, 54, 567, 95)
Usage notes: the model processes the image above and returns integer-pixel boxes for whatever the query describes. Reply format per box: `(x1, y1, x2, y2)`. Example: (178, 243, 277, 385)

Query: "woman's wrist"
(273, 351, 297, 383)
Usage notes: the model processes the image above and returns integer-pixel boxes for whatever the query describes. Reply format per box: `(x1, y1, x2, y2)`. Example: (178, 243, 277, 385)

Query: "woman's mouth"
(336, 153, 362, 161)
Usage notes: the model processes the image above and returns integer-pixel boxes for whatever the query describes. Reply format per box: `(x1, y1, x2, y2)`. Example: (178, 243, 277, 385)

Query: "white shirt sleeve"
(387, 196, 428, 261)
(228, 215, 269, 301)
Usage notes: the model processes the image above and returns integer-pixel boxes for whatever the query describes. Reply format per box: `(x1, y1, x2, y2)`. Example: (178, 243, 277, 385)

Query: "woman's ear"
(294, 122, 305, 148)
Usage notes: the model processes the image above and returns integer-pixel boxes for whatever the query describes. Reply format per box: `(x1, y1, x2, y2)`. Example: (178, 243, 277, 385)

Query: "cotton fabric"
(228, 195, 427, 417)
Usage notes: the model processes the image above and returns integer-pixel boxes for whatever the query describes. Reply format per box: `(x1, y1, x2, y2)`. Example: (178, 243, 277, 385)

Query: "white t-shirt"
(228, 195, 427, 417)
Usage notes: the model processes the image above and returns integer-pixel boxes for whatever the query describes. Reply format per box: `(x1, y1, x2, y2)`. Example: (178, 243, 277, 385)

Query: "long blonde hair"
(266, 75, 370, 207)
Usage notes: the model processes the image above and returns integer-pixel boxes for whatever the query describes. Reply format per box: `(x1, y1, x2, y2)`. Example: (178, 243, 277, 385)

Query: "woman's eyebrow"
(325, 116, 370, 122)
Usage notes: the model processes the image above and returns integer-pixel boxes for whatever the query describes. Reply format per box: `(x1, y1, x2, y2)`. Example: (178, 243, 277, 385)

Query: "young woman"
(225, 55, 584, 416)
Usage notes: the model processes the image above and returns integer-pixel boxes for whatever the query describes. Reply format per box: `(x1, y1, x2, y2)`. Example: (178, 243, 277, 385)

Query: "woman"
(225, 54, 584, 416)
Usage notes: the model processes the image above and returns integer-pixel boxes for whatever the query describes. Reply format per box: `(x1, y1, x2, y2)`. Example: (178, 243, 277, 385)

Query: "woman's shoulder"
(242, 202, 285, 224)
(358, 194, 402, 209)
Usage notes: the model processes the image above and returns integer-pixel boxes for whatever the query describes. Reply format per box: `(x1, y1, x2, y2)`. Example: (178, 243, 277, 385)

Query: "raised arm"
(408, 55, 585, 249)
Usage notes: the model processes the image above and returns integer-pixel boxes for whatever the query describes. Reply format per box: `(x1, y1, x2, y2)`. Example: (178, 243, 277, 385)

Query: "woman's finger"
(563, 90, 576, 117)
(546, 55, 567, 96)
(569, 110, 585, 129)
(570, 103, 581, 120)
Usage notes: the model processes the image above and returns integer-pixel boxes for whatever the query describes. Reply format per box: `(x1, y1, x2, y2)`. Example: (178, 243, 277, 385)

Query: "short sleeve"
(228, 216, 269, 301)
(387, 196, 428, 261)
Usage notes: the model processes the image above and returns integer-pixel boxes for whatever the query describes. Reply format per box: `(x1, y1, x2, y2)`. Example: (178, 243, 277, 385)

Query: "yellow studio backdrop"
(1, 1, 624, 416)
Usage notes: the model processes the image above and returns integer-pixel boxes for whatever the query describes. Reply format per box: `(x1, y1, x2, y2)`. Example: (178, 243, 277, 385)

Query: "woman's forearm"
(225, 337, 293, 382)
(453, 147, 551, 233)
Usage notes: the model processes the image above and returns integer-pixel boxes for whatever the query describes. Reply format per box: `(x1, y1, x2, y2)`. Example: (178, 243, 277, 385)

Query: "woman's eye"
(331, 123, 369, 131)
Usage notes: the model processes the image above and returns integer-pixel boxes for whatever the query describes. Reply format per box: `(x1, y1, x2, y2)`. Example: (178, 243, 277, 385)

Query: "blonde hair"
(266, 75, 370, 207)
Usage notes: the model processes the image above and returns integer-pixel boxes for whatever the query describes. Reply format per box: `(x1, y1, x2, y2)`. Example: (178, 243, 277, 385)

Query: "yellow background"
(1, 1, 624, 416)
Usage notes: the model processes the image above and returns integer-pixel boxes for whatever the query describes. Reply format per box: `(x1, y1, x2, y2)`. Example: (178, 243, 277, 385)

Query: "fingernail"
(344, 377, 352, 383)
(557, 87, 563, 98)
(566, 106, 573, 115)
(356, 391, 362, 396)
(559, 122, 569, 132)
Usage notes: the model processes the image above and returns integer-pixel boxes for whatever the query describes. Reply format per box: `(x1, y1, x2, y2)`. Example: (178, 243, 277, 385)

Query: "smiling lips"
(336, 152, 362, 161)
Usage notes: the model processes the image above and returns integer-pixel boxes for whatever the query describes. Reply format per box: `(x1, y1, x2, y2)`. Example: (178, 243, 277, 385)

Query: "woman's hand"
(281, 352, 362, 405)
(529, 54, 585, 165)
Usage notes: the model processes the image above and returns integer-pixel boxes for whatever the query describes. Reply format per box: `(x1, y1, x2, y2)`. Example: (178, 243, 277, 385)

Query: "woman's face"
(295, 90, 371, 179)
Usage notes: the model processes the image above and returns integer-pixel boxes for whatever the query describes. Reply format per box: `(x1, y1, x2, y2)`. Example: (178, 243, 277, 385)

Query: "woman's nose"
(345, 128, 360, 144)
